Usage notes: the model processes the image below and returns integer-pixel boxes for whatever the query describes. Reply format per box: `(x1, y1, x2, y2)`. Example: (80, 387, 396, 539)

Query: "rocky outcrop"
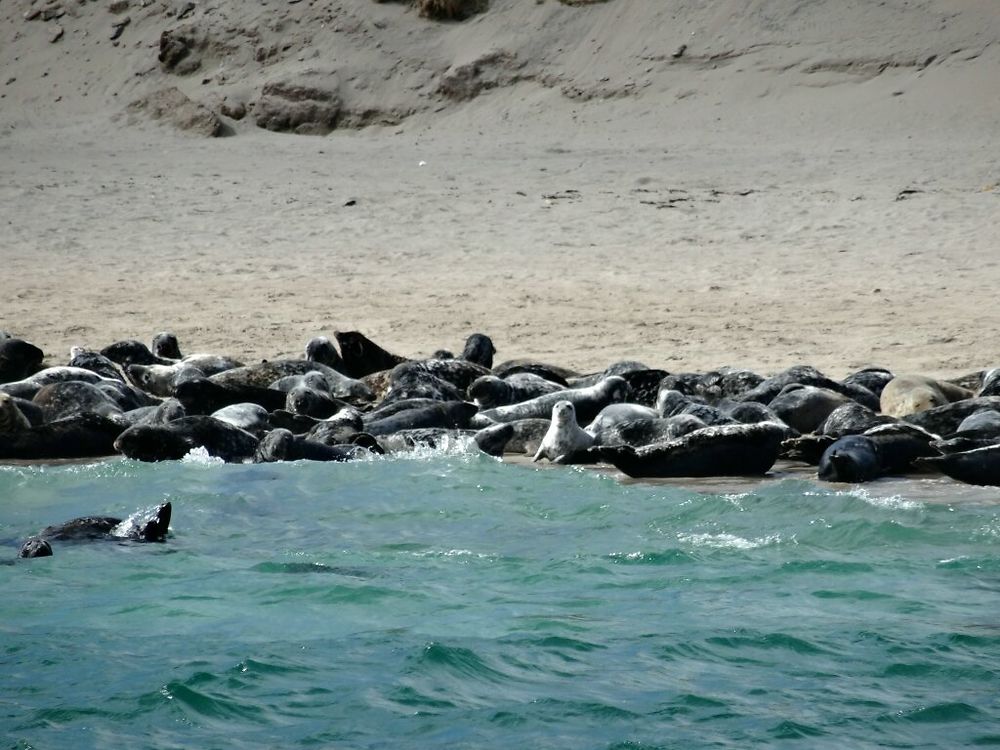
(252, 79, 341, 135)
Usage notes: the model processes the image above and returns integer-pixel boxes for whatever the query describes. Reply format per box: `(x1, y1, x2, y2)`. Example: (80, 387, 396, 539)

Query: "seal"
(1, 366, 110, 400)
(113, 415, 259, 463)
(210, 403, 270, 436)
(915, 444, 1000, 486)
(902, 396, 1000, 436)
(766, 384, 853, 434)
(659, 368, 765, 403)
(459, 333, 496, 369)
(0, 413, 125, 460)
(842, 367, 895, 399)
(381, 364, 465, 404)
(476, 376, 631, 426)
(533, 401, 595, 463)
(100, 339, 174, 367)
(491, 359, 577, 385)
(285, 383, 346, 419)
(364, 401, 480, 436)
(0, 392, 31, 433)
(818, 401, 895, 437)
(880, 375, 973, 418)
(151, 332, 183, 360)
(473, 422, 515, 456)
(817, 435, 882, 483)
(254, 428, 363, 462)
(211, 359, 373, 403)
(18, 539, 53, 558)
(655, 389, 738, 427)
(127, 363, 206, 397)
(599, 421, 788, 478)
(735, 364, 879, 411)
(468, 373, 565, 409)
(584, 403, 659, 439)
(32, 381, 127, 424)
(0, 338, 44, 382)
(175, 377, 288, 415)
(334, 331, 408, 378)
(305, 336, 345, 371)
(27, 502, 172, 547)
(68, 347, 125, 381)
(593, 414, 707, 448)
(123, 398, 187, 427)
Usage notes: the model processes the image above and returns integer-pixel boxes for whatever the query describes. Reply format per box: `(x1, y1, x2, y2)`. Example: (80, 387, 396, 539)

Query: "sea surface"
(2, 445, 999, 749)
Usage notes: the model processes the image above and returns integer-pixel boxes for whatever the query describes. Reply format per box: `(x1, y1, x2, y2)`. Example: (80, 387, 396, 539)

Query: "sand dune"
(1, 0, 998, 376)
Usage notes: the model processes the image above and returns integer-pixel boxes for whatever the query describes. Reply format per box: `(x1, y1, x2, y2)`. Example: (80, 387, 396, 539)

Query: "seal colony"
(5, 327, 1000, 542)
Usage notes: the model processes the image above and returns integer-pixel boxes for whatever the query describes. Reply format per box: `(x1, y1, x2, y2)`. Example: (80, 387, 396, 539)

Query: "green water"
(1, 448, 998, 749)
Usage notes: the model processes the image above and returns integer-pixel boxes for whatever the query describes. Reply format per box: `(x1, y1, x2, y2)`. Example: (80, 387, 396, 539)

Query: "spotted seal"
(476, 376, 631, 426)
(364, 401, 480, 436)
(127, 363, 206, 397)
(469, 373, 565, 409)
(533, 401, 595, 463)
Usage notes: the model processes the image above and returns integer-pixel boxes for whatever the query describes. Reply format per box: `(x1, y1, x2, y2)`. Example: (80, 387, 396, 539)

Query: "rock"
(252, 79, 341, 135)
(109, 0, 130, 13)
(220, 97, 246, 120)
(159, 26, 202, 75)
(127, 87, 226, 137)
(438, 51, 519, 101)
(50, 25, 64, 43)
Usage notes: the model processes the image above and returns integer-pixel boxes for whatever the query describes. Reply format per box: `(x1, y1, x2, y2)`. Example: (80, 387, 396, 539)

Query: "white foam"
(835, 486, 922, 510)
(181, 446, 225, 465)
(676, 532, 784, 550)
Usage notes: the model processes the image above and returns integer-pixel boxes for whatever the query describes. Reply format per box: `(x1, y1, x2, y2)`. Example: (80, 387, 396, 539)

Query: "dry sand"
(1, 0, 998, 378)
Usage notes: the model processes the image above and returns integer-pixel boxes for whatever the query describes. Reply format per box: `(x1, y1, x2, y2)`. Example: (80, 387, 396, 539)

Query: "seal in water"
(20, 503, 172, 557)
(880, 374, 973, 418)
(599, 421, 788, 478)
(114, 416, 259, 463)
(915, 444, 1000, 486)
(533, 401, 595, 463)
(18, 539, 53, 558)
(817, 435, 882, 483)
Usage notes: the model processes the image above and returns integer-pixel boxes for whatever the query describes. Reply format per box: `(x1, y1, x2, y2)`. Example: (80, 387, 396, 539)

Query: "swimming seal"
(533, 401, 595, 463)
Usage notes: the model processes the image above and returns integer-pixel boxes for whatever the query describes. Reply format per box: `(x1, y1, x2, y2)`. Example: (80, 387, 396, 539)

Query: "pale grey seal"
(533, 401, 595, 463)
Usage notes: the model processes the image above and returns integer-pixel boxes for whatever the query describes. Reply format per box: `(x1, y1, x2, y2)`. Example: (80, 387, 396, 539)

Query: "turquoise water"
(2, 447, 999, 749)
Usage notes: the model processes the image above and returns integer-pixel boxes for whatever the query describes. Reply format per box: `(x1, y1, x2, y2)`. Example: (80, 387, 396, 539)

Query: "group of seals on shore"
(7, 328, 1000, 560)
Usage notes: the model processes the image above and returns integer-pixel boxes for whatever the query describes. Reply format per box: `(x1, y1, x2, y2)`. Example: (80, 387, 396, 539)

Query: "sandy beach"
(2, 0, 998, 378)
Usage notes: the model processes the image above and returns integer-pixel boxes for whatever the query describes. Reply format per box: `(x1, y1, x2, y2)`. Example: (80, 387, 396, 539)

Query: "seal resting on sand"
(598, 421, 788, 478)
(533, 401, 595, 463)
(880, 375, 972, 417)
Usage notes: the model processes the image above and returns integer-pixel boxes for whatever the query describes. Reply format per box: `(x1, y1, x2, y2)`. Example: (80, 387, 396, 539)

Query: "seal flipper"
(137, 502, 172, 542)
